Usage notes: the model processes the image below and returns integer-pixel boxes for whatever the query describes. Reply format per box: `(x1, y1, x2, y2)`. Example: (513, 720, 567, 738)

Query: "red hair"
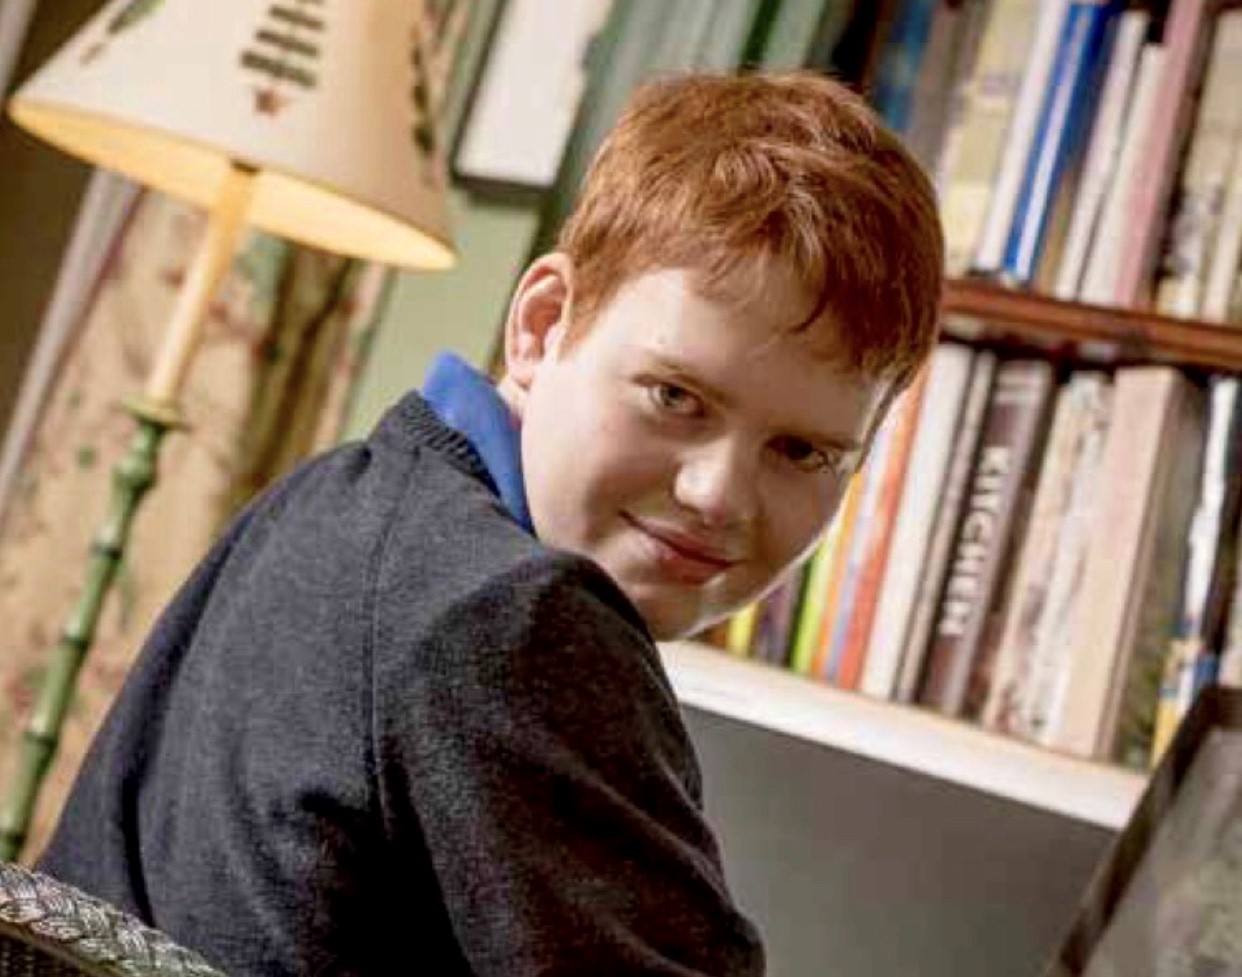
(557, 71, 944, 388)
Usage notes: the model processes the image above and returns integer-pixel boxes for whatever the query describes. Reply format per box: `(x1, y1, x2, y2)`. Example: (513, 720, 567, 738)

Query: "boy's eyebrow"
(644, 352, 866, 452)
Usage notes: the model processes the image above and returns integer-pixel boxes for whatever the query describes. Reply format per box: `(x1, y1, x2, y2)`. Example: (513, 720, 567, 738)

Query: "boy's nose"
(672, 442, 758, 529)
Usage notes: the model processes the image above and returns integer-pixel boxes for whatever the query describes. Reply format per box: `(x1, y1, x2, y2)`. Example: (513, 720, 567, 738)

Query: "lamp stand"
(0, 165, 256, 862)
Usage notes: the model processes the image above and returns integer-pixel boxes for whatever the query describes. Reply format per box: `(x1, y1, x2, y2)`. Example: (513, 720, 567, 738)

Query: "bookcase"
(518, 1, 1242, 971)
(662, 275, 1242, 832)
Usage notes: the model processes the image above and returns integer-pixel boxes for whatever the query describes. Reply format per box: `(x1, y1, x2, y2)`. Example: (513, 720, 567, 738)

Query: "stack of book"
(874, 0, 1242, 320)
(720, 342, 1242, 771)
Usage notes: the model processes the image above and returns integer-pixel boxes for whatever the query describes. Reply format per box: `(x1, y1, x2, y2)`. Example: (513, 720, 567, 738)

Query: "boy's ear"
(500, 253, 575, 394)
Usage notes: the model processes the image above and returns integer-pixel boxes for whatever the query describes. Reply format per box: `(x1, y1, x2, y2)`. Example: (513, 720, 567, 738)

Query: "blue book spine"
(1001, 0, 1122, 283)
(871, 0, 940, 133)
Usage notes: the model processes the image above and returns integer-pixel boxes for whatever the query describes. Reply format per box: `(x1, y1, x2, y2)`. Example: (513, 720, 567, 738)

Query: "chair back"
(0, 862, 226, 976)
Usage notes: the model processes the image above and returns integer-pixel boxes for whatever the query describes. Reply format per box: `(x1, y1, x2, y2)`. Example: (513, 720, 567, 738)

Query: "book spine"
(725, 602, 760, 657)
(1112, 0, 1213, 305)
(1219, 525, 1242, 688)
(1053, 8, 1149, 299)
(861, 344, 975, 700)
(823, 415, 899, 682)
(871, 0, 941, 133)
(974, 0, 1071, 272)
(1049, 367, 1187, 757)
(1023, 376, 1113, 743)
(1154, 10, 1242, 317)
(1201, 134, 1242, 321)
(919, 359, 1056, 716)
(1079, 41, 1168, 305)
(788, 532, 836, 675)
(895, 350, 998, 703)
(935, 0, 1043, 274)
(751, 569, 807, 666)
(836, 377, 928, 691)
(1109, 376, 1207, 768)
(983, 372, 1103, 732)
(1001, 0, 1121, 285)
(810, 474, 866, 678)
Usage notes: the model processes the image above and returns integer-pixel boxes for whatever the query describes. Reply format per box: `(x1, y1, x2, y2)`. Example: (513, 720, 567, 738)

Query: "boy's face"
(499, 259, 891, 641)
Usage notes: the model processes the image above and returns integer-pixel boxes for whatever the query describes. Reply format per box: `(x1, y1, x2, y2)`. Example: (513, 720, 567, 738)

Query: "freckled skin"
(499, 259, 892, 640)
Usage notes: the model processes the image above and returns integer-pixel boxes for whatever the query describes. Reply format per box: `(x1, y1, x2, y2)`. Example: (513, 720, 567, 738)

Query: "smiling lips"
(625, 515, 739, 585)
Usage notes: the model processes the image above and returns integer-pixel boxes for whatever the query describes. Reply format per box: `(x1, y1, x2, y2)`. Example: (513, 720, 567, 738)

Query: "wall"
(0, 0, 101, 438)
(341, 186, 538, 439)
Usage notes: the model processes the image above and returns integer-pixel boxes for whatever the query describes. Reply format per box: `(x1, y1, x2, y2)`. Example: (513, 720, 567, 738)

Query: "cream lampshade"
(0, 0, 457, 861)
(10, 0, 455, 271)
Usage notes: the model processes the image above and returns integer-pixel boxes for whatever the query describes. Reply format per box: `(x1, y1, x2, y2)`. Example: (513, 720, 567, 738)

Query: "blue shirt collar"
(421, 352, 534, 533)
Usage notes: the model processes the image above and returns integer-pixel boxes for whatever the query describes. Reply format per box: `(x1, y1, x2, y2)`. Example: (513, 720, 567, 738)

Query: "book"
(1021, 371, 1113, 743)
(751, 568, 808, 666)
(1219, 519, 1242, 689)
(895, 349, 998, 703)
(934, 0, 1043, 274)
(1048, 367, 1201, 757)
(983, 371, 1111, 733)
(1201, 130, 1242, 321)
(1000, 0, 1123, 285)
(1112, 0, 1216, 306)
(861, 343, 975, 700)
(1109, 374, 1208, 768)
(905, 0, 988, 174)
(1053, 8, 1149, 299)
(918, 358, 1056, 716)
(1154, 9, 1242, 317)
(810, 473, 867, 678)
(820, 411, 899, 682)
(870, 0, 941, 133)
(973, 0, 1071, 272)
(1079, 39, 1168, 305)
(835, 376, 928, 690)
(726, 602, 760, 657)
(788, 529, 837, 675)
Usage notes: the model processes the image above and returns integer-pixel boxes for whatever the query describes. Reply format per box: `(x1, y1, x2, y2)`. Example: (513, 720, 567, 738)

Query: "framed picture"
(451, 0, 612, 197)
(1042, 687, 1242, 977)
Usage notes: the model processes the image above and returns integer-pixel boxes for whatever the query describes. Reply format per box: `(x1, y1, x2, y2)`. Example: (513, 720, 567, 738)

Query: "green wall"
(342, 189, 538, 439)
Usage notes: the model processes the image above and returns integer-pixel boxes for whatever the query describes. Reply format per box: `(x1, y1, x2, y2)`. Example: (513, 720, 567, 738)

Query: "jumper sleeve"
(371, 552, 765, 976)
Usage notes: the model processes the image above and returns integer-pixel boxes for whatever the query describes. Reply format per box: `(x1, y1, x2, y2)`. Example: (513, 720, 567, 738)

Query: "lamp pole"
(0, 164, 256, 861)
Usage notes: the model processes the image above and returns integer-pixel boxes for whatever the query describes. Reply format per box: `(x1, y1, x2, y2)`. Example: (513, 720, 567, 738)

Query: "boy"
(38, 71, 943, 975)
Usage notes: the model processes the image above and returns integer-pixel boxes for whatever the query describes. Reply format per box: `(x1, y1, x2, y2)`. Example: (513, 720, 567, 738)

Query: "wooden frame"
(943, 278, 1242, 374)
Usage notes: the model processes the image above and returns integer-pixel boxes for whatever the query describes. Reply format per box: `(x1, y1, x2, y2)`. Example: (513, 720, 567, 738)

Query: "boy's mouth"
(622, 514, 739, 585)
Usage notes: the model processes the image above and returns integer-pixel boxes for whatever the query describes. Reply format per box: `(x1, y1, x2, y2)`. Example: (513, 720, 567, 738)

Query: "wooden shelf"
(660, 640, 1146, 830)
(940, 278, 1242, 373)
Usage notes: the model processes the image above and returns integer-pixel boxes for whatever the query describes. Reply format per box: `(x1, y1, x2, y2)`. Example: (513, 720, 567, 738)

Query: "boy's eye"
(649, 382, 702, 417)
(772, 436, 841, 475)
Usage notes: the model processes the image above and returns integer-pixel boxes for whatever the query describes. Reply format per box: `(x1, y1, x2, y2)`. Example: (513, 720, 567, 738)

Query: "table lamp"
(0, 0, 456, 860)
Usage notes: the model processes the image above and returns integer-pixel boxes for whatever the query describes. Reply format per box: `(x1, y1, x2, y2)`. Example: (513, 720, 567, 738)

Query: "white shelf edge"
(660, 641, 1147, 831)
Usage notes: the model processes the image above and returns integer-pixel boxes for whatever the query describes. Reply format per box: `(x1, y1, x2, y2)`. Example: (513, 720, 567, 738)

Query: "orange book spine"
(836, 372, 930, 690)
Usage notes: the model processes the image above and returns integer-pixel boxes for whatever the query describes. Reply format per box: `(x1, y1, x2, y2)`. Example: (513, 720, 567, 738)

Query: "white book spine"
(860, 344, 974, 700)
(1047, 368, 1181, 757)
(973, 0, 1070, 272)
(1201, 136, 1242, 320)
(936, 0, 1043, 275)
(1079, 43, 1167, 306)
(983, 374, 1099, 732)
(1221, 539, 1242, 688)
(1054, 10, 1148, 300)
(1154, 11, 1242, 317)
(1024, 377, 1112, 742)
